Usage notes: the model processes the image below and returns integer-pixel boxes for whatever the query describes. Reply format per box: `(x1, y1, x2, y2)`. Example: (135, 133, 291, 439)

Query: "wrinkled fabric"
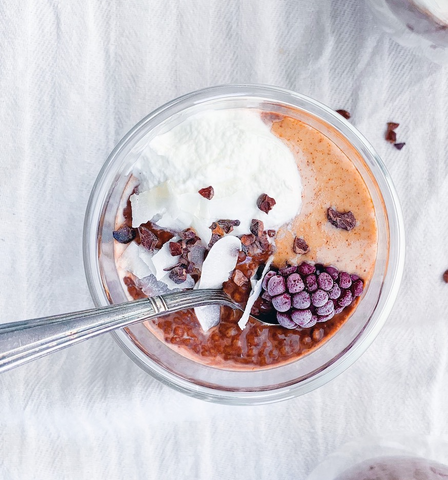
(1, 1, 448, 479)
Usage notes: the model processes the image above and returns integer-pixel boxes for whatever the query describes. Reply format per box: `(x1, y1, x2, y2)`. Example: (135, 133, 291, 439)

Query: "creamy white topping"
(120, 108, 303, 331)
(130, 109, 302, 244)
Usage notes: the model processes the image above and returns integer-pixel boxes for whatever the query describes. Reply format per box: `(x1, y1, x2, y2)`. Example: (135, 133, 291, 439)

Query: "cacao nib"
(394, 142, 406, 150)
(113, 225, 136, 244)
(169, 241, 183, 256)
(198, 186, 214, 200)
(293, 237, 310, 255)
(179, 228, 197, 240)
(209, 222, 225, 237)
(327, 207, 356, 231)
(237, 250, 247, 262)
(246, 242, 264, 257)
(267, 229, 276, 238)
(443, 270, 448, 283)
(169, 266, 187, 284)
(336, 109, 351, 119)
(138, 226, 158, 251)
(241, 234, 256, 246)
(232, 269, 249, 287)
(217, 219, 240, 234)
(250, 219, 264, 237)
(257, 193, 276, 214)
(208, 233, 222, 248)
(386, 122, 399, 143)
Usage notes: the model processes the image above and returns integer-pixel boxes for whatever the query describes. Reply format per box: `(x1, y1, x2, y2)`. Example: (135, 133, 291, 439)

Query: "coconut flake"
(194, 236, 241, 332)
(238, 257, 274, 330)
(118, 242, 154, 279)
(197, 236, 241, 289)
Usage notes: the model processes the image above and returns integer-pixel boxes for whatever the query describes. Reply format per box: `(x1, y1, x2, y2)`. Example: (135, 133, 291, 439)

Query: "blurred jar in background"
(306, 435, 448, 480)
(366, 0, 448, 63)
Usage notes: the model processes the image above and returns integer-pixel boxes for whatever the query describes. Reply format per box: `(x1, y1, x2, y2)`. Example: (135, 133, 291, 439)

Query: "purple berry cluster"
(260, 262, 364, 330)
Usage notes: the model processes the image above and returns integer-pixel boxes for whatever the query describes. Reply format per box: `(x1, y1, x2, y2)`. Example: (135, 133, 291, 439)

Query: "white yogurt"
(130, 108, 302, 244)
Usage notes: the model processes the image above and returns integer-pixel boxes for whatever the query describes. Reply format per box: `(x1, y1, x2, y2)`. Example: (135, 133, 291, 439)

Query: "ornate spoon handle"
(0, 289, 235, 374)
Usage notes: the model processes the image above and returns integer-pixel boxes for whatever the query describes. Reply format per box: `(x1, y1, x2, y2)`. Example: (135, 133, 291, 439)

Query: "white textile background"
(1, 1, 448, 479)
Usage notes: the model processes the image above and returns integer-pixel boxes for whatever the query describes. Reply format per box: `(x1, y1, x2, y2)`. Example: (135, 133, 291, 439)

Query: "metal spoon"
(0, 289, 277, 374)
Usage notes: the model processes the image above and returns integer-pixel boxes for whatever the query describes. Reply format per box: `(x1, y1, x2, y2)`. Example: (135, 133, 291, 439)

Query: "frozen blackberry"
(257, 261, 364, 329)
(292, 291, 311, 310)
(291, 309, 312, 327)
(317, 272, 333, 291)
(311, 289, 329, 308)
(272, 293, 292, 312)
(286, 273, 305, 294)
(276, 312, 296, 329)
(267, 275, 286, 297)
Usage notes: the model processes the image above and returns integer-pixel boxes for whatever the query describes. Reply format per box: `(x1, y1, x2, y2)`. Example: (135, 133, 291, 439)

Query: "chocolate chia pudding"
(112, 108, 378, 371)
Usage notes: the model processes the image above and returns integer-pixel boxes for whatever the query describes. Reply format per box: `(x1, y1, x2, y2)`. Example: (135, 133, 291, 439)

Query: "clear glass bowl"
(83, 85, 405, 405)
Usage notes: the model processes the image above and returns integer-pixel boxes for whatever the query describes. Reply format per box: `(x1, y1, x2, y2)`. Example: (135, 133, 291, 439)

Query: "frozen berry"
(338, 289, 353, 307)
(262, 270, 277, 291)
(328, 283, 341, 300)
(298, 262, 315, 276)
(317, 311, 335, 322)
(338, 271, 352, 289)
(334, 305, 344, 315)
(317, 272, 333, 291)
(277, 312, 297, 329)
(316, 300, 335, 316)
(352, 279, 364, 297)
(291, 309, 312, 327)
(286, 273, 305, 294)
(311, 289, 329, 308)
(272, 293, 292, 312)
(292, 291, 311, 309)
(305, 274, 318, 292)
(325, 266, 339, 280)
(351, 274, 360, 281)
(267, 275, 286, 296)
(303, 316, 317, 328)
(279, 265, 297, 276)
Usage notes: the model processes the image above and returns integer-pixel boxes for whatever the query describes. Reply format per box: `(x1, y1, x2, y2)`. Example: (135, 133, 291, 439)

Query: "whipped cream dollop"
(131, 109, 302, 243)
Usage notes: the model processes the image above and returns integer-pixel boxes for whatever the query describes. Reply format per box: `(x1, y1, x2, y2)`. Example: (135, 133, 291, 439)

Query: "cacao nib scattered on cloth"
(257, 193, 276, 214)
(394, 142, 406, 150)
(198, 186, 214, 200)
(443, 270, 448, 283)
(327, 207, 356, 231)
(386, 122, 400, 143)
(293, 237, 310, 254)
(112, 225, 136, 244)
(336, 109, 351, 119)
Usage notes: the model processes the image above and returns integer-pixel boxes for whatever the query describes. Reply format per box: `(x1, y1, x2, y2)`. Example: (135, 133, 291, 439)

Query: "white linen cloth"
(1, 1, 448, 478)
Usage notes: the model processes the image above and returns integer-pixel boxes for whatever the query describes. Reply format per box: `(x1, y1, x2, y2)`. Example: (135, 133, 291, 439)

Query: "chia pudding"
(112, 108, 378, 370)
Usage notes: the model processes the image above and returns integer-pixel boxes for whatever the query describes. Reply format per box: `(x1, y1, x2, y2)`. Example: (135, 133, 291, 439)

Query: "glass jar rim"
(83, 84, 405, 405)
